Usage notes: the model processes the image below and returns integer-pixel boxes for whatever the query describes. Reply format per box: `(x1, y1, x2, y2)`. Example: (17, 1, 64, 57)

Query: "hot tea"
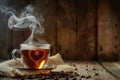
(22, 49, 49, 69)
(21, 44, 50, 69)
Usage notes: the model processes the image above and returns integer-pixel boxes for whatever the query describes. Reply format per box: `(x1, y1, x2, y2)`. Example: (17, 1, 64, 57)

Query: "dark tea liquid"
(22, 49, 49, 69)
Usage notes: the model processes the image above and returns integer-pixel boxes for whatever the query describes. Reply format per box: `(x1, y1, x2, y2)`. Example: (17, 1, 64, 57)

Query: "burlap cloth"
(0, 54, 74, 77)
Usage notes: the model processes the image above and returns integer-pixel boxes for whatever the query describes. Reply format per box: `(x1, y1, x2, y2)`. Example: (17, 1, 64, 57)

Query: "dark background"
(0, 0, 120, 61)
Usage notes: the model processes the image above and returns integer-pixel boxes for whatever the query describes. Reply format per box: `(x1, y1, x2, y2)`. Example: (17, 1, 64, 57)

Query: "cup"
(12, 43, 50, 69)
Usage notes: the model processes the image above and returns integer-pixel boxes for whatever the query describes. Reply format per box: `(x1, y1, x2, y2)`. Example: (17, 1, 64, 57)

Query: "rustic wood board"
(0, 0, 120, 61)
(77, 0, 97, 60)
(0, 61, 118, 80)
(100, 62, 120, 79)
(68, 61, 116, 80)
(9, 0, 57, 56)
(56, 0, 78, 60)
(11, 0, 31, 48)
(35, 0, 57, 55)
(98, 0, 119, 61)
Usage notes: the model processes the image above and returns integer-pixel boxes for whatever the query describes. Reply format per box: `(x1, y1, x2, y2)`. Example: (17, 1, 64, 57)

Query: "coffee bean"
(74, 72, 79, 76)
(86, 69, 88, 71)
(93, 68, 96, 70)
(26, 76, 33, 79)
(81, 75, 85, 78)
(55, 78, 59, 80)
(65, 77, 69, 80)
(86, 75, 91, 79)
(95, 73, 99, 76)
(18, 71, 79, 79)
(20, 78, 25, 80)
(75, 68, 78, 71)
(72, 78, 77, 80)
(76, 74, 79, 76)
(73, 64, 76, 67)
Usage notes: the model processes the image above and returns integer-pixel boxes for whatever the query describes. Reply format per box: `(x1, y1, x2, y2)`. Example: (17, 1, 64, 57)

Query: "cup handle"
(11, 49, 20, 61)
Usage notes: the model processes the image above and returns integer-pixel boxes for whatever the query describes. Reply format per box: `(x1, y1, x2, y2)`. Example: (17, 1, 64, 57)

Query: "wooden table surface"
(0, 61, 119, 80)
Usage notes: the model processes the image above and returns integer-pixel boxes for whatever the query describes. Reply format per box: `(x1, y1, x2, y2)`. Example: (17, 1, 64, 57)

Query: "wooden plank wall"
(35, 0, 57, 56)
(78, 0, 97, 60)
(0, 0, 119, 61)
(56, 0, 78, 60)
(98, 0, 120, 61)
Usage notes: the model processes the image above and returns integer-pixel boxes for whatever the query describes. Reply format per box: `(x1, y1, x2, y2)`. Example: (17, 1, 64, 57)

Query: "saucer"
(17, 67, 54, 71)
(14, 65, 55, 72)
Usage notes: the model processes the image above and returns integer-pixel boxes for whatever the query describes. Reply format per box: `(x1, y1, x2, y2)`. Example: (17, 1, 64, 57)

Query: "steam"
(0, 5, 46, 44)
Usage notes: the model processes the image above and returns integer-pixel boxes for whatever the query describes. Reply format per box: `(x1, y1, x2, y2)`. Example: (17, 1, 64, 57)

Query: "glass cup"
(12, 43, 50, 69)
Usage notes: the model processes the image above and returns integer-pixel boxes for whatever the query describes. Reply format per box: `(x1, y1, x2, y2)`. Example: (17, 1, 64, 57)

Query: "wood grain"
(100, 62, 120, 79)
(10, 0, 31, 58)
(56, 0, 77, 60)
(72, 62, 116, 80)
(78, 0, 97, 60)
(0, 12, 12, 59)
(0, 61, 118, 80)
(0, 0, 120, 61)
(35, 0, 57, 55)
(98, 0, 119, 61)
(11, 0, 57, 56)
